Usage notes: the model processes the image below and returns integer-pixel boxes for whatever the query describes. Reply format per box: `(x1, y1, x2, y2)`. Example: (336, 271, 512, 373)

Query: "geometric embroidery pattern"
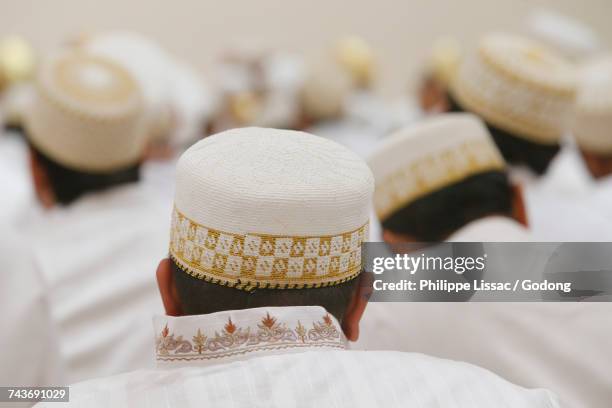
(374, 139, 505, 220)
(156, 312, 346, 362)
(169, 207, 368, 291)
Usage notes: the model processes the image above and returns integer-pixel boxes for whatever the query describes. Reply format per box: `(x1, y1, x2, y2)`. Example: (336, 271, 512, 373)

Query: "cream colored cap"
(301, 60, 352, 121)
(335, 36, 375, 87)
(170, 127, 373, 290)
(573, 56, 612, 155)
(368, 113, 505, 221)
(526, 10, 601, 60)
(26, 51, 146, 172)
(428, 36, 462, 86)
(0, 36, 36, 84)
(451, 33, 577, 145)
(84, 31, 173, 144)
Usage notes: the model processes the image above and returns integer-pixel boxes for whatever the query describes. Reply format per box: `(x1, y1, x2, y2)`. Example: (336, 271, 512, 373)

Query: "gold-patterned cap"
(170, 127, 373, 291)
(25, 51, 147, 172)
(451, 33, 577, 145)
(368, 113, 506, 221)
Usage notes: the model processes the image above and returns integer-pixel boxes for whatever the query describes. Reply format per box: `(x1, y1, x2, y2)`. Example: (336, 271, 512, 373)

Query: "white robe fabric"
(35, 352, 559, 408)
(34, 306, 559, 408)
(8, 183, 172, 384)
(0, 130, 31, 224)
(0, 229, 65, 390)
(357, 217, 612, 408)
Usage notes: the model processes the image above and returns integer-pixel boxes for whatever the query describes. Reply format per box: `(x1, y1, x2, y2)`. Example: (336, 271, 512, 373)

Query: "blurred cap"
(427, 36, 462, 86)
(0, 35, 36, 85)
(83, 31, 173, 144)
(526, 9, 601, 60)
(335, 35, 375, 87)
(301, 59, 352, 121)
(451, 33, 577, 145)
(368, 113, 505, 221)
(26, 51, 146, 172)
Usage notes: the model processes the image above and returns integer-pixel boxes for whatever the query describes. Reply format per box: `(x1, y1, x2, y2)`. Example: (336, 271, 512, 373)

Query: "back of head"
(169, 127, 374, 321)
(449, 33, 577, 174)
(25, 51, 148, 205)
(369, 113, 512, 241)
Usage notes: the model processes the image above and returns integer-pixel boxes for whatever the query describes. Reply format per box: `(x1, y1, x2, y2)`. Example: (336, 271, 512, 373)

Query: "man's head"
(573, 57, 612, 179)
(369, 113, 526, 243)
(24, 51, 148, 207)
(156, 127, 374, 341)
(449, 33, 577, 175)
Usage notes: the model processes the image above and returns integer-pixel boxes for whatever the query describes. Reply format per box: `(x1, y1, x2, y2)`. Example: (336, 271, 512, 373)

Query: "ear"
(510, 183, 528, 227)
(342, 272, 373, 342)
(156, 258, 183, 316)
(29, 148, 56, 209)
(580, 149, 612, 179)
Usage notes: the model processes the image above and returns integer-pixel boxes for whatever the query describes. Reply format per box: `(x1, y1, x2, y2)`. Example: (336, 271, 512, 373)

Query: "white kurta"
(8, 183, 172, 384)
(0, 130, 32, 224)
(358, 216, 612, 408)
(0, 229, 65, 390)
(35, 306, 559, 408)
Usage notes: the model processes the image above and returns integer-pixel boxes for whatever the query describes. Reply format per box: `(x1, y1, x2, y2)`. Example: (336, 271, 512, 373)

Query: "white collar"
(154, 306, 347, 368)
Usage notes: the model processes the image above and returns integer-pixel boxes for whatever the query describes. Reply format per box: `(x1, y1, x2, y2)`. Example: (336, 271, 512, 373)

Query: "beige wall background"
(2, 0, 611, 96)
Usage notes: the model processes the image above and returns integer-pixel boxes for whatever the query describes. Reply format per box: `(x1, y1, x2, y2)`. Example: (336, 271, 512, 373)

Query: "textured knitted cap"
(369, 113, 505, 221)
(26, 51, 146, 172)
(451, 33, 577, 145)
(170, 127, 374, 290)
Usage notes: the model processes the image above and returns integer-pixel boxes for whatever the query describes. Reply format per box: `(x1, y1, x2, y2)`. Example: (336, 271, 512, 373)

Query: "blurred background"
(2, 0, 610, 96)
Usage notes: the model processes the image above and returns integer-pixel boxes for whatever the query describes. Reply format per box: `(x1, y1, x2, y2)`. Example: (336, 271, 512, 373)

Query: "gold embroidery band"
(169, 208, 368, 291)
(374, 139, 505, 221)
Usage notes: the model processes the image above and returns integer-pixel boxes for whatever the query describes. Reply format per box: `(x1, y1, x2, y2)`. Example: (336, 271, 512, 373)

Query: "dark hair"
(382, 170, 513, 241)
(30, 143, 140, 206)
(447, 94, 560, 174)
(172, 260, 359, 322)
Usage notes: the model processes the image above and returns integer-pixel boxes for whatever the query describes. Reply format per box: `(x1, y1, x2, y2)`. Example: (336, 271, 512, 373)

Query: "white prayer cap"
(573, 56, 612, 155)
(301, 59, 352, 121)
(526, 9, 601, 60)
(451, 33, 577, 145)
(83, 31, 173, 143)
(170, 127, 373, 290)
(25, 51, 146, 172)
(368, 113, 505, 221)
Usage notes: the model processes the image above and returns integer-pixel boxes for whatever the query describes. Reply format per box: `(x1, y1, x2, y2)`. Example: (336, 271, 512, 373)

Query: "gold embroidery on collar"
(156, 312, 345, 362)
(169, 208, 368, 291)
